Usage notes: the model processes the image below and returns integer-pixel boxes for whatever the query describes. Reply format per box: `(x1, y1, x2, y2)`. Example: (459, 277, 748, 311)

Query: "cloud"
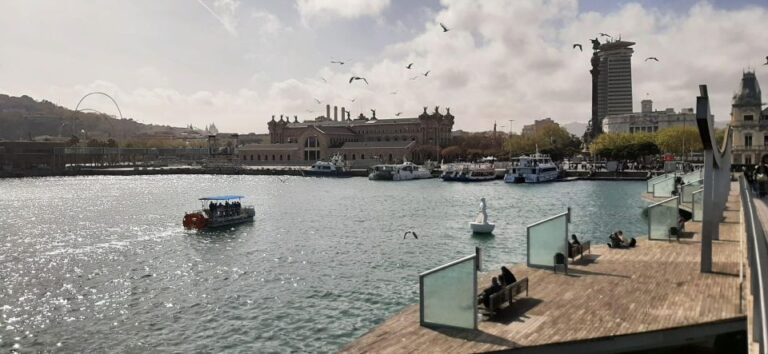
(295, 0, 391, 23)
(250, 10, 289, 36)
(196, 0, 240, 36)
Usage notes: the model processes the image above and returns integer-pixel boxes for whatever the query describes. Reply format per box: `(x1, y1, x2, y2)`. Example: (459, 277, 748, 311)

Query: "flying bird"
(330, 60, 345, 65)
(409, 76, 420, 80)
(406, 63, 413, 69)
(314, 98, 321, 104)
(599, 32, 612, 38)
(349, 98, 356, 102)
(390, 91, 398, 95)
(764, 56, 768, 65)
(395, 112, 402, 117)
(439, 23, 449, 32)
(403, 231, 419, 239)
(573, 43, 582, 51)
(349, 76, 368, 84)
(320, 77, 327, 83)
(645, 57, 659, 62)
(423, 70, 431, 77)
(274, 176, 289, 184)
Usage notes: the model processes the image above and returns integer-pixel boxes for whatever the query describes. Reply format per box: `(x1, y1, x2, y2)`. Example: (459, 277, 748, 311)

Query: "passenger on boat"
(478, 277, 503, 308)
(499, 266, 517, 286)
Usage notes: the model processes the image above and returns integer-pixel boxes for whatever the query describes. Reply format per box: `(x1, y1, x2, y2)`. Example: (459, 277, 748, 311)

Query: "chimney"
(326, 104, 331, 119)
(341, 107, 346, 122)
(334, 106, 338, 121)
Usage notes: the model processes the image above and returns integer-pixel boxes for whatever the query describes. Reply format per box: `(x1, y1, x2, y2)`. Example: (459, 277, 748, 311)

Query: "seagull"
(573, 43, 582, 51)
(599, 32, 612, 38)
(314, 98, 321, 104)
(390, 91, 398, 95)
(406, 63, 414, 69)
(645, 57, 659, 62)
(349, 76, 369, 84)
(395, 112, 402, 117)
(330, 60, 345, 65)
(764, 56, 768, 65)
(403, 231, 419, 239)
(349, 98, 356, 102)
(423, 70, 431, 77)
(439, 23, 449, 32)
(320, 77, 327, 83)
(409, 76, 420, 80)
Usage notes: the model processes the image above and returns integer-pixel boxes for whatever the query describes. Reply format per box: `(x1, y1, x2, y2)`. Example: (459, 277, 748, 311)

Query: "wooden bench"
(568, 240, 591, 261)
(482, 277, 529, 316)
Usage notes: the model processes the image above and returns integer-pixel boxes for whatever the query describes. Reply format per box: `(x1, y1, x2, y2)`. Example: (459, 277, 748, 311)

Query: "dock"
(341, 183, 746, 353)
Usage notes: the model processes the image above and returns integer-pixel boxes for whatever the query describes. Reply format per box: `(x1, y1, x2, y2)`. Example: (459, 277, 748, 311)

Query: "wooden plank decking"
(342, 185, 746, 353)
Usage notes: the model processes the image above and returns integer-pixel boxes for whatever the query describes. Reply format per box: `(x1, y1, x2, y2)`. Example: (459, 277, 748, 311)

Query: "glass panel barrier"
(692, 189, 704, 221)
(681, 179, 704, 203)
(682, 170, 703, 184)
(420, 255, 477, 329)
(648, 196, 679, 240)
(527, 212, 568, 269)
(647, 173, 673, 193)
(652, 176, 676, 198)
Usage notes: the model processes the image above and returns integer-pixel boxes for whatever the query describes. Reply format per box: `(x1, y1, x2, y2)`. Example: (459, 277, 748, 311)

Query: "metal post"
(701, 149, 714, 272)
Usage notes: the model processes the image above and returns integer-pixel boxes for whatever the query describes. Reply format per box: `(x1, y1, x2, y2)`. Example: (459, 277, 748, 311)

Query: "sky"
(1, 0, 767, 134)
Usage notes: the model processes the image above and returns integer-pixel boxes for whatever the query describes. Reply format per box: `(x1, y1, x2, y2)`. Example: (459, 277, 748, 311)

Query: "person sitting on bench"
(499, 266, 517, 286)
(478, 277, 503, 308)
(608, 231, 636, 248)
(570, 234, 581, 247)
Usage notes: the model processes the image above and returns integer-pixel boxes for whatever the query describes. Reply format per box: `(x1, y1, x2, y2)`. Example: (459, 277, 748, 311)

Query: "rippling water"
(0, 175, 647, 353)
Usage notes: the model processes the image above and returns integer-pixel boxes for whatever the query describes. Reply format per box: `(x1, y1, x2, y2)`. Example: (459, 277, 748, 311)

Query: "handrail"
(419, 254, 476, 277)
(647, 196, 678, 208)
(526, 211, 569, 229)
(740, 175, 768, 354)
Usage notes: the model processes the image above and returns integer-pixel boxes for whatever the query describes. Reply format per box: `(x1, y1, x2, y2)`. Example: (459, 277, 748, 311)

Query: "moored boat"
(303, 154, 352, 177)
(503, 153, 560, 183)
(369, 161, 432, 181)
(183, 195, 255, 230)
(441, 164, 496, 182)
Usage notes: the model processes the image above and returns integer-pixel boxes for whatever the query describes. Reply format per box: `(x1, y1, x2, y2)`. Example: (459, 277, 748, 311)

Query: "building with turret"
(731, 71, 768, 166)
(238, 104, 454, 166)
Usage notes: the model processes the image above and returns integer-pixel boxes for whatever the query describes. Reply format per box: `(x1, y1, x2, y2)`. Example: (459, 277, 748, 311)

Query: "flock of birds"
(572, 32, 660, 63)
(305, 22, 453, 115)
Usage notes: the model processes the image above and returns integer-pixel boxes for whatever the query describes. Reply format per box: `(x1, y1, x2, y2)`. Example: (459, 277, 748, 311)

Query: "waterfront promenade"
(342, 183, 746, 353)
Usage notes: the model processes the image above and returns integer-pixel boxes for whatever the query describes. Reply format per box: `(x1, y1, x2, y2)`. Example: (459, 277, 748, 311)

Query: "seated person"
(608, 231, 636, 248)
(478, 277, 503, 308)
(570, 234, 581, 247)
(499, 266, 516, 286)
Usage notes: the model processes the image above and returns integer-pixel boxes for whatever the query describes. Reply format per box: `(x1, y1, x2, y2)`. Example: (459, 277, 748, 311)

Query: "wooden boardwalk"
(342, 186, 746, 353)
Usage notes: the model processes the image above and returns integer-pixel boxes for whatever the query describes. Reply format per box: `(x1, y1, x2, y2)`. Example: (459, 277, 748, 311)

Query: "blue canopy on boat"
(198, 195, 245, 201)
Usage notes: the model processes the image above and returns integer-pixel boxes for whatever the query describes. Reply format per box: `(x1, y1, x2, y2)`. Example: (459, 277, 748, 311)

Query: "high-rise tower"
(597, 40, 635, 122)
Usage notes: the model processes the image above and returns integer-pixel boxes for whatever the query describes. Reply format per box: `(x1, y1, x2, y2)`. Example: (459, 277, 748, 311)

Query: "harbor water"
(0, 175, 647, 353)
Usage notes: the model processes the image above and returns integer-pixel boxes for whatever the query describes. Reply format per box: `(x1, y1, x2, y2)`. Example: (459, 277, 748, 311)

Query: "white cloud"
(295, 0, 391, 23)
(250, 10, 288, 36)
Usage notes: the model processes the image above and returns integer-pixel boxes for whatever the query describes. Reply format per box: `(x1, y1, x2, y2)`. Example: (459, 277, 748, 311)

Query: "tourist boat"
(303, 154, 352, 177)
(183, 195, 255, 230)
(503, 152, 560, 183)
(441, 164, 496, 182)
(368, 161, 433, 181)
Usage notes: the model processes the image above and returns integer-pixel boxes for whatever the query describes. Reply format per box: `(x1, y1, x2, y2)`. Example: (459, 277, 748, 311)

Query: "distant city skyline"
(1, 0, 767, 134)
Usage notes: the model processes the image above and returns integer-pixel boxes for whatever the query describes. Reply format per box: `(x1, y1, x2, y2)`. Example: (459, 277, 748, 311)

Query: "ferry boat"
(441, 164, 496, 182)
(368, 161, 433, 181)
(503, 153, 560, 183)
(303, 154, 352, 177)
(183, 195, 255, 230)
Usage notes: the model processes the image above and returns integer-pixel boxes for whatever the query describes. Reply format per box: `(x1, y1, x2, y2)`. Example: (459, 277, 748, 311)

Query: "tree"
(68, 135, 80, 146)
(655, 127, 703, 155)
(505, 125, 580, 161)
(590, 132, 658, 160)
(441, 146, 463, 161)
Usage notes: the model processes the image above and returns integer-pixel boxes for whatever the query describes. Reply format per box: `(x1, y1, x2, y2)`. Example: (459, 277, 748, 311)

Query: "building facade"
(238, 105, 454, 166)
(602, 99, 697, 134)
(521, 118, 559, 136)
(585, 39, 635, 141)
(731, 71, 768, 166)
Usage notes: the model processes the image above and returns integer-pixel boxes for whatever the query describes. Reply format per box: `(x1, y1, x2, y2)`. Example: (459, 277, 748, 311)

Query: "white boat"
(503, 153, 560, 183)
(469, 197, 495, 234)
(303, 154, 352, 177)
(368, 161, 432, 181)
(442, 164, 496, 182)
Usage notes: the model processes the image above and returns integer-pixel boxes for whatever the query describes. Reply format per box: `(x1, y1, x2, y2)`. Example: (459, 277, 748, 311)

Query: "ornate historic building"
(238, 105, 454, 166)
(731, 71, 768, 166)
(602, 99, 696, 134)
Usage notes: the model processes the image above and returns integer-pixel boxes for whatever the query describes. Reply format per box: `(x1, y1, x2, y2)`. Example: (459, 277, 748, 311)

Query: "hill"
(0, 94, 200, 141)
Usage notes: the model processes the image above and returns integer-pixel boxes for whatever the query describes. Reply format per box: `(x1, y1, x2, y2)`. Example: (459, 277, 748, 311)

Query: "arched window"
(258, 154, 261, 161)
(287, 154, 291, 161)
(352, 154, 356, 160)
(272, 154, 276, 161)
(361, 154, 365, 159)
(250, 154, 254, 160)
(279, 154, 283, 161)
